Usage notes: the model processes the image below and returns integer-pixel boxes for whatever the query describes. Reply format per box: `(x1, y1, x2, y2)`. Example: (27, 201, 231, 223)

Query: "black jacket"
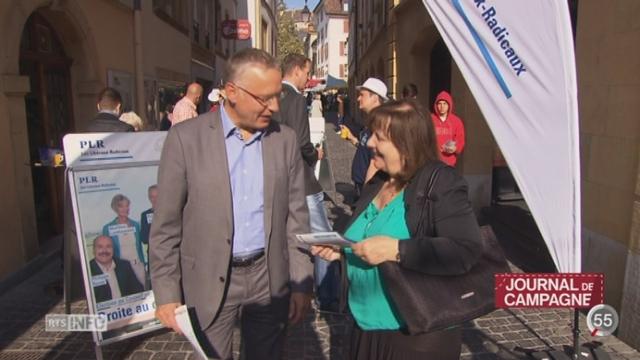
(89, 258, 144, 303)
(273, 83, 323, 195)
(140, 208, 153, 246)
(348, 161, 483, 275)
(85, 112, 135, 132)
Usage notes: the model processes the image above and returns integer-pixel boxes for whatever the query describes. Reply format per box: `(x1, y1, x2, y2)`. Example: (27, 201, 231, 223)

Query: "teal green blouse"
(344, 191, 410, 330)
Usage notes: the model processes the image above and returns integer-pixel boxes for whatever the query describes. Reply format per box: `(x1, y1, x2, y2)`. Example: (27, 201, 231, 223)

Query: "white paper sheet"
(296, 232, 354, 247)
(175, 305, 208, 359)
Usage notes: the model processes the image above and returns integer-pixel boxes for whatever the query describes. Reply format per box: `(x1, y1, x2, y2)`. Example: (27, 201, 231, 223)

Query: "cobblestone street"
(0, 122, 638, 360)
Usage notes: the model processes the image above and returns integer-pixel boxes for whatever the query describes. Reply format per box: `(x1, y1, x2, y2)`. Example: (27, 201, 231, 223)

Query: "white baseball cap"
(208, 88, 221, 102)
(356, 78, 388, 101)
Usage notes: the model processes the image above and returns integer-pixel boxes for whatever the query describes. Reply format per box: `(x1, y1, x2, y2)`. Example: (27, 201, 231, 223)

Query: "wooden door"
(20, 13, 75, 242)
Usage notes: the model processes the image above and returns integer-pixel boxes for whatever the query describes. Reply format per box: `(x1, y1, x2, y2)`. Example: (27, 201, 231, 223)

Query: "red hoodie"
(431, 91, 465, 166)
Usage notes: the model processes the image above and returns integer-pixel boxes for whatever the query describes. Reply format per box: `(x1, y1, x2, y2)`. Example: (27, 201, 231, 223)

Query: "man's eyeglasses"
(231, 82, 278, 108)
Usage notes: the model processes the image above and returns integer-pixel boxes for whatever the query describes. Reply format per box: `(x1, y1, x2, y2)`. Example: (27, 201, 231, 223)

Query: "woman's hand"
(310, 245, 342, 261)
(351, 236, 399, 265)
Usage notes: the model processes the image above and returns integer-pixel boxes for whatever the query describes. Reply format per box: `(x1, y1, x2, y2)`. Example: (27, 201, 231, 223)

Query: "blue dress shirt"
(220, 104, 266, 256)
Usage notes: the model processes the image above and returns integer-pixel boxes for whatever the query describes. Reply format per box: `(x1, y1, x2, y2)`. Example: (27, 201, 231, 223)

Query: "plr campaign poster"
(72, 164, 161, 340)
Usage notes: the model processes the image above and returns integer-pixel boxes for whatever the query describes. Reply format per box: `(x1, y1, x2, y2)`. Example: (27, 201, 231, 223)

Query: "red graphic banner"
(495, 273, 604, 308)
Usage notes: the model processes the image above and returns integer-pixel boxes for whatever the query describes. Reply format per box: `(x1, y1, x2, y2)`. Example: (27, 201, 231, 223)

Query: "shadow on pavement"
(0, 259, 63, 352)
(320, 311, 353, 360)
(482, 203, 558, 273)
(461, 321, 528, 359)
(284, 311, 327, 359)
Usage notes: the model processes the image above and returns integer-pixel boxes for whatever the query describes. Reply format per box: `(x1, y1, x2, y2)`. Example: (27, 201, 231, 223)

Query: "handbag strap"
(414, 162, 445, 237)
(426, 165, 443, 236)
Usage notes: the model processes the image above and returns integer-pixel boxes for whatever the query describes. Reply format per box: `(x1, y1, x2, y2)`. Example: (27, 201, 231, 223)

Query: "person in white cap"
(340, 77, 388, 199)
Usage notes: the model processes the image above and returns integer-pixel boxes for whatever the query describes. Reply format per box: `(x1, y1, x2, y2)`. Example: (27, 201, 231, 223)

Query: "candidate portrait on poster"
(72, 164, 159, 335)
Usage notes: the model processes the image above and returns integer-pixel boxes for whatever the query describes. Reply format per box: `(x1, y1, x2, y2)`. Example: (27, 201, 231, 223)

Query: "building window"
(192, 0, 200, 44)
(191, 0, 215, 49)
(224, 10, 231, 56)
(204, 0, 211, 49)
(568, 0, 579, 41)
(215, 0, 222, 50)
(340, 41, 348, 56)
(261, 17, 269, 52)
(344, 19, 349, 33)
(153, 0, 189, 33)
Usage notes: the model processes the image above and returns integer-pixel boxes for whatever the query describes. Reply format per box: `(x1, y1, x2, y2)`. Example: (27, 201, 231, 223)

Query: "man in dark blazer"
(89, 235, 144, 303)
(274, 54, 338, 311)
(139, 184, 158, 289)
(139, 185, 158, 251)
(150, 48, 313, 359)
(85, 87, 135, 132)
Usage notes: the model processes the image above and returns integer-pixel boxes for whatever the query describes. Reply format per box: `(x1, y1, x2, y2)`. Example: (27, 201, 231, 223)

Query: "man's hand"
(288, 292, 312, 325)
(351, 236, 399, 265)
(316, 146, 324, 161)
(156, 302, 182, 334)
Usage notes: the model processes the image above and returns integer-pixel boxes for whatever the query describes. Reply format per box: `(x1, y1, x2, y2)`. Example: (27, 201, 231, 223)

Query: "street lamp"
(301, 0, 311, 23)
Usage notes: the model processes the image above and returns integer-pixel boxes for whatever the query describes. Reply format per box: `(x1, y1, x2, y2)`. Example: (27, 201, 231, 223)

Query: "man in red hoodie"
(431, 91, 465, 167)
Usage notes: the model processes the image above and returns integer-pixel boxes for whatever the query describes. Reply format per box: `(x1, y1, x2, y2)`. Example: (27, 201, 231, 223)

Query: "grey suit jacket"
(273, 83, 322, 195)
(149, 110, 313, 329)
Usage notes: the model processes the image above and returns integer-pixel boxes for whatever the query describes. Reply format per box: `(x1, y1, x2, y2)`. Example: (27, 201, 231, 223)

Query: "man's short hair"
(224, 48, 280, 84)
(148, 184, 158, 192)
(97, 87, 122, 111)
(93, 235, 114, 250)
(281, 54, 310, 76)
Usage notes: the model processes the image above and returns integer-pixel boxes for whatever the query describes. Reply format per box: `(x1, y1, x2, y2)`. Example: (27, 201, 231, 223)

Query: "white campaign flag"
(422, 0, 580, 272)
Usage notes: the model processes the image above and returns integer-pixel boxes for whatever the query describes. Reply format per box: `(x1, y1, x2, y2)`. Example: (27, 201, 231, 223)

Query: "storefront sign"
(222, 19, 251, 40)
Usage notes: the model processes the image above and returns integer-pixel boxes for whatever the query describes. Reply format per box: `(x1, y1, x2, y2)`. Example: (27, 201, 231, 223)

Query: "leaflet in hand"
(175, 305, 207, 359)
(296, 232, 354, 247)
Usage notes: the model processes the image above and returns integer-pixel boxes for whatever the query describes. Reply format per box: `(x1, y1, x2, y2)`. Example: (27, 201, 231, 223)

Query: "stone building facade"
(0, 0, 275, 285)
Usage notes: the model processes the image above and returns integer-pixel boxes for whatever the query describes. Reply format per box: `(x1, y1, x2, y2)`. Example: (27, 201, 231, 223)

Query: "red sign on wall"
(222, 20, 251, 40)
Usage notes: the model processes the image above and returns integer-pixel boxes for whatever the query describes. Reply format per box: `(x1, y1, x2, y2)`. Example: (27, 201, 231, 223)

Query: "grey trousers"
(197, 256, 289, 360)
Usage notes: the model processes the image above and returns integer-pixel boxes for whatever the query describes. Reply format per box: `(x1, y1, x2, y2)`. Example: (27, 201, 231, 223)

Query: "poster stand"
(63, 132, 168, 359)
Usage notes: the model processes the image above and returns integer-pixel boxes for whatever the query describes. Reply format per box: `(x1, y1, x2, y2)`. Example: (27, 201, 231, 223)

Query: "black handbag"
(378, 165, 510, 335)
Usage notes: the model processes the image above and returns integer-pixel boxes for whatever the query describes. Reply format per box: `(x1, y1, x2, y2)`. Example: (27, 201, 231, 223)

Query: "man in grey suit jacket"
(150, 48, 313, 359)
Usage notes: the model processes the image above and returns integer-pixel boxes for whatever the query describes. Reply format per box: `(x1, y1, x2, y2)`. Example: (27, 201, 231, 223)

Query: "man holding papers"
(150, 48, 313, 359)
